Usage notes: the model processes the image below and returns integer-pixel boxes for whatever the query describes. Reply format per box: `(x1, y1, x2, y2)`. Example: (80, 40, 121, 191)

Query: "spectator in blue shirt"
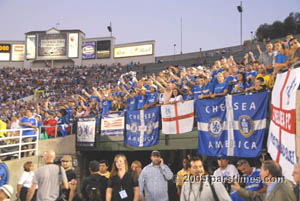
(0, 159, 9, 187)
(144, 85, 159, 109)
(19, 109, 37, 157)
(136, 88, 147, 110)
(212, 72, 228, 97)
(274, 40, 287, 64)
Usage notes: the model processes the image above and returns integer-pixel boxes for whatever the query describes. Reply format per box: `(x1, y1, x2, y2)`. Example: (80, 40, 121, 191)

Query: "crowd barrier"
(0, 128, 38, 160)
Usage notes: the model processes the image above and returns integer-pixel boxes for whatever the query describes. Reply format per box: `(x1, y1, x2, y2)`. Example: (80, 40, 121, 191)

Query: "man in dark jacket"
(80, 160, 108, 201)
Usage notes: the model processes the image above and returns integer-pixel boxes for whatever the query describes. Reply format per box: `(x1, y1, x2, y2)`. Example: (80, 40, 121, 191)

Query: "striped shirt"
(139, 163, 173, 201)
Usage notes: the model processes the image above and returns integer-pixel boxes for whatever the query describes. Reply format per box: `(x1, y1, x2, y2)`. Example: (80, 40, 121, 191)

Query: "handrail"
(0, 128, 39, 160)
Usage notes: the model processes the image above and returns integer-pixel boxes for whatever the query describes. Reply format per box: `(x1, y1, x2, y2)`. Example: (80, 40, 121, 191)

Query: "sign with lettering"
(197, 92, 268, 157)
(267, 68, 300, 182)
(125, 107, 159, 147)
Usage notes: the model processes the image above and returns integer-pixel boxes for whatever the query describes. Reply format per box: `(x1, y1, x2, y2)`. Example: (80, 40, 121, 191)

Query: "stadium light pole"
(180, 17, 183, 55)
(173, 44, 176, 61)
(237, 1, 243, 45)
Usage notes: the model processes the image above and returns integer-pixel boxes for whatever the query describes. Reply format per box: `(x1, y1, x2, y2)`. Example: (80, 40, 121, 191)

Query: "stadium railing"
(0, 128, 38, 160)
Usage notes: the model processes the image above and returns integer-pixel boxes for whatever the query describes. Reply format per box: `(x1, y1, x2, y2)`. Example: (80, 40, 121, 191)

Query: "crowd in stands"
(0, 35, 299, 143)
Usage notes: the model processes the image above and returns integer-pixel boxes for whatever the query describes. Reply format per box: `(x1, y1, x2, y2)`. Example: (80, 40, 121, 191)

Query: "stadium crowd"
(0, 36, 300, 141)
(0, 35, 299, 201)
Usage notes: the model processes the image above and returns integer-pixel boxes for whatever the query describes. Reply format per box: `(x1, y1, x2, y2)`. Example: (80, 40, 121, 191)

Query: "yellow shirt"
(100, 171, 111, 179)
(0, 120, 7, 137)
(256, 74, 274, 89)
(176, 168, 190, 186)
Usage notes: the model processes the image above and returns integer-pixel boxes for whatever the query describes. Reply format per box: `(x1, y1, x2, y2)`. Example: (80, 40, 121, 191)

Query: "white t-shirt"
(18, 171, 36, 188)
(213, 164, 239, 182)
(169, 95, 183, 103)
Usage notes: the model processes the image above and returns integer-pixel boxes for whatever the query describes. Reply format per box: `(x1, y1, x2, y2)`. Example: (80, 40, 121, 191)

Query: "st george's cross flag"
(125, 107, 159, 147)
(161, 100, 194, 134)
(267, 68, 300, 182)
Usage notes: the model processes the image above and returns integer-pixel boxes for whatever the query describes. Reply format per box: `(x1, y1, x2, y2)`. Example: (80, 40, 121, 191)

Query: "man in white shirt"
(180, 156, 231, 201)
(213, 154, 239, 193)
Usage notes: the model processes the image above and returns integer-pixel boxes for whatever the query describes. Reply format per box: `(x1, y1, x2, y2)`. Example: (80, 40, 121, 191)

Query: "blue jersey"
(146, 93, 158, 105)
(201, 83, 213, 95)
(231, 168, 264, 201)
(102, 100, 112, 115)
(0, 163, 9, 187)
(192, 85, 202, 100)
(136, 95, 147, 110)
(275, 54, 287, 64)
(214, 82, 228, 94)
(126, 97, 137, 111)
(20, 117, 37, 136)
(244, 168, 264, 191)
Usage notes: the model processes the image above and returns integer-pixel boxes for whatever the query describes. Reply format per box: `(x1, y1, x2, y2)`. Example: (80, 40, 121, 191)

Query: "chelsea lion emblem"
(130, 122, 138, 134)
(238, 115, 254, 138)
(208, 117, 223, 138)
(146, 121, 154, 135)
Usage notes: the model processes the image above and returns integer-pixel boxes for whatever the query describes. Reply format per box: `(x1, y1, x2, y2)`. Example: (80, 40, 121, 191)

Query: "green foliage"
(255, 12, 300, 41)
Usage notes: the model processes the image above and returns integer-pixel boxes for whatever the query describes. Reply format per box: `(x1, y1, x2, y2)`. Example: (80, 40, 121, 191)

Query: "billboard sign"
(0, 44, 11, 61)
(114, 44, 153, 58)
(97, 40, 111, 59)
(12, 44, 25, 61)
(38, 33, 66, 56)
(26, 35, 36, 59)
(82, 41, 96, 59)
(68, 33, 78, 58)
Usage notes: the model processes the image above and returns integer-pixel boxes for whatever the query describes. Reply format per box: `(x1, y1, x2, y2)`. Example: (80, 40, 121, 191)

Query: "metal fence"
(0, 128, 38, 160)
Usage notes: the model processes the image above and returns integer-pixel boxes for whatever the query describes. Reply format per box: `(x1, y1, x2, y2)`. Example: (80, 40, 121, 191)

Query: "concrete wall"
(5, 135, 76, 200)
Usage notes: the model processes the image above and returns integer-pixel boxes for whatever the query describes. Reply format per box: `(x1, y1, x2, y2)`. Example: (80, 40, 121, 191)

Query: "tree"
(255, 12, 300, 41)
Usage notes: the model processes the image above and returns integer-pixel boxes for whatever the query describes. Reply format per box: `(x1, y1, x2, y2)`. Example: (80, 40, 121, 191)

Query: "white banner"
(77, 117, 96, 147)
(101, 112, 124, 138)
(267, 68, 300, 181)
(26, 35, 36, 59)
(68, 33, 78, 58)
(161, 100, 194, 134)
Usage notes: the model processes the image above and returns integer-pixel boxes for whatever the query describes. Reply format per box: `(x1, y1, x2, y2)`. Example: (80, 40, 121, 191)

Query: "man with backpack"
(80, 160, 108, 201)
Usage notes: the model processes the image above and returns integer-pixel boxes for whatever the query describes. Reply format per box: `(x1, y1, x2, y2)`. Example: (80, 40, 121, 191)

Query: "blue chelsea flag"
(125, 107, 160, 147)
(197, 92, 268, 157)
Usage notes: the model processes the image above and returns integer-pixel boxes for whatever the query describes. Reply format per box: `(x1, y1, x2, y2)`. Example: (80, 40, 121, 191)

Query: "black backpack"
(85, 176, 103, 201)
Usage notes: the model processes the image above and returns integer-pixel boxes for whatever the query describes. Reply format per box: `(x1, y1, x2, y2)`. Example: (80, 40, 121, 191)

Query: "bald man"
(293, 163, 300, 201)
(26, 150, 68, 201)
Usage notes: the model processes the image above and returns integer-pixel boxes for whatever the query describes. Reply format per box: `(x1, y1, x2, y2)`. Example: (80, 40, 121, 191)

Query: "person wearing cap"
(213, 154, 239, 193)
(80, 160, 108, 201)
(26, 150, 68, 201)
(0, 184, 13, 201)
(61, 155, 79, 201)
(139, 150, 173, 201)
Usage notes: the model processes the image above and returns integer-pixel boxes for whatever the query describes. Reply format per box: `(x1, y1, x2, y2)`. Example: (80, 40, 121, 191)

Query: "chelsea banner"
(197, 92, 268, 157)
(125, 107, 160, 147)
(77, 117, 96, 147)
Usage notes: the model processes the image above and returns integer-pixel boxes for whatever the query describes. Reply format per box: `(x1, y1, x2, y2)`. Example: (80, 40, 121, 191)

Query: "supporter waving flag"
(197, 92, 268, 157)
(125, 107, 159, 147)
